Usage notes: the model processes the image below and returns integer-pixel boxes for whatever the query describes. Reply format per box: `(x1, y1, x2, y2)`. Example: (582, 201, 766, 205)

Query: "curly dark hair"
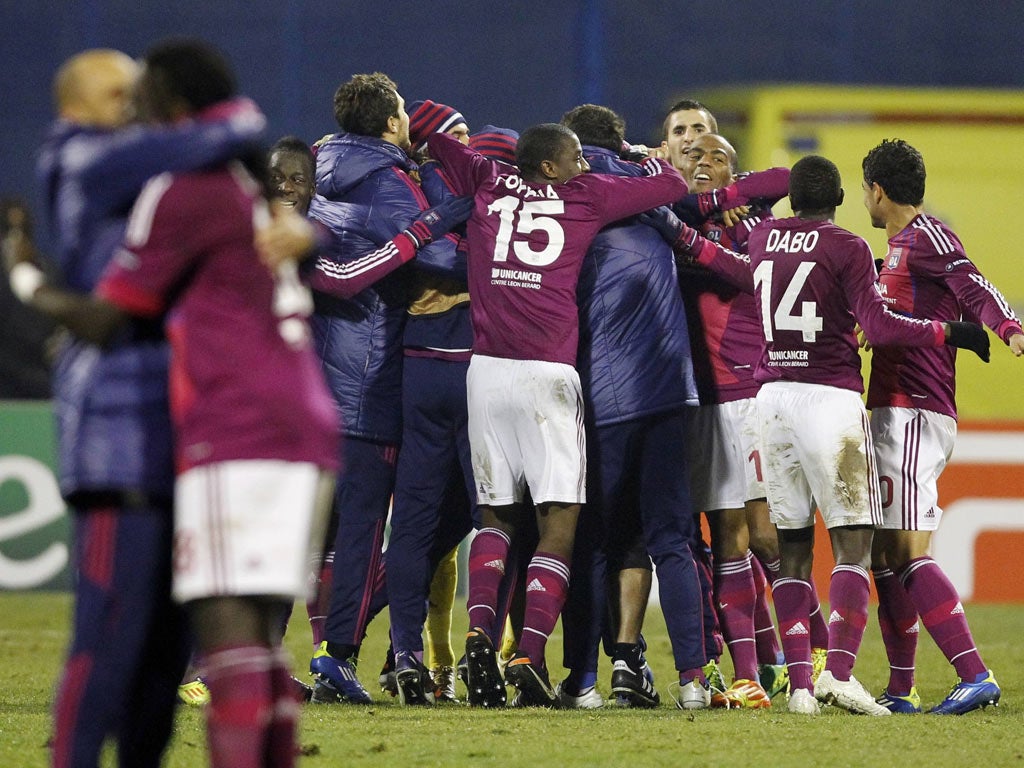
(862, 139, 926, 206)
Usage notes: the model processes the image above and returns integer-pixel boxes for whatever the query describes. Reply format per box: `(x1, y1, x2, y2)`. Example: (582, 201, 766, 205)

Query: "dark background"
(3, 0, 1021, 207)
(1, 1, 1021, 395)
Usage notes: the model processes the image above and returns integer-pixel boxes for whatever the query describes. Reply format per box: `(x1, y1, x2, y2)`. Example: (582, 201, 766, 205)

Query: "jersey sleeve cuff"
(97, 277, 165, 317)
(997, 319, 1023, 344)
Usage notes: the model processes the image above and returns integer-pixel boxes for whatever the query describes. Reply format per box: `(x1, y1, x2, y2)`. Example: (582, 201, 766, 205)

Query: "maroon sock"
(267, 648, 299, 768)
(204, 645, 273, 768)
(750, 555, 781, 665)
(772, 577, 813, 692)
(900, 557, 986, 681)
(807, 579, 830, 650)
(516, 552, 570, 668)
(872, 567, 918, 694)
(713, 555, 758, 680)
(466, 528, 512, 635)
(825, 564, 870, 681)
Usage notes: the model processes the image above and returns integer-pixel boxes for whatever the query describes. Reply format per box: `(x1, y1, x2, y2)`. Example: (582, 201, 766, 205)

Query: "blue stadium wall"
(2, 1, 1022, 228)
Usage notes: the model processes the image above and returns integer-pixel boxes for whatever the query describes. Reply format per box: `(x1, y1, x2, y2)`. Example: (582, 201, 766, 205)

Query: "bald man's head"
(54, 49, 138, 128)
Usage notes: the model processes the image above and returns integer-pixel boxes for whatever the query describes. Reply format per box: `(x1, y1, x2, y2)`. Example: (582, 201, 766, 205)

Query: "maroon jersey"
(428, 133, 687, 365)
(681, 212, 767, 404)
(98, 164, 340, 473)
(867, 213, 1021, 418)
(695, 216, 945, 393)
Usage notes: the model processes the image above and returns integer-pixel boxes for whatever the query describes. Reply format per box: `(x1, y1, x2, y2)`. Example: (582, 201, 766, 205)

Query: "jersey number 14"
(753, 260, 823, 342)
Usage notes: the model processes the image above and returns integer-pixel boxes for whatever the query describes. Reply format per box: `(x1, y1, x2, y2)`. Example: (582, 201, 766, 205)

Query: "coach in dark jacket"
(557, 104, 708, 710)
(306, 73, 463, 704)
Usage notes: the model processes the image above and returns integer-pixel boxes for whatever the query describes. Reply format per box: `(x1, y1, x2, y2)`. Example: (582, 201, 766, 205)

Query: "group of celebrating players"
(6, 36, 1020, 768)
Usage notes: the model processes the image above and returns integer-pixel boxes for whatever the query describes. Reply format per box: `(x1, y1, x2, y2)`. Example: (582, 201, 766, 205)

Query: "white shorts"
(173, 460, 332, 603)
(687, 398, 765, 511)
(871, 406, 956, 532)
(756, 382, 882, 530)
(467, 355, 586, 506)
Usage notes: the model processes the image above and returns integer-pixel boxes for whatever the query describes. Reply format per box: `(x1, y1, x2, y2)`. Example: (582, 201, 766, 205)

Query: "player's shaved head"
(693, 134, 738, 172)
(54, 49, 139, 128)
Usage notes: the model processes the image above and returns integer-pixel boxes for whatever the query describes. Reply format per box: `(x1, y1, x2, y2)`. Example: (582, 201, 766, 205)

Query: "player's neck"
(886, 204, 922, 238)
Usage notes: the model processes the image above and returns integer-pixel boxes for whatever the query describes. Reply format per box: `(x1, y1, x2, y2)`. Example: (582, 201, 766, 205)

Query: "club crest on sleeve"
(887, 247, 902, 269)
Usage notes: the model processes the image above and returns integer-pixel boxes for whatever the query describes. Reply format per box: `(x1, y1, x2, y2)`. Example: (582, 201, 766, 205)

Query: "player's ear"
(539, 159, 558, 181)
(836, 188, 845, 207)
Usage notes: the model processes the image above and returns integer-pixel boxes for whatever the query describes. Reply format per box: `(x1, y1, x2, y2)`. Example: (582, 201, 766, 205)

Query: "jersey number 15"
(487, 196, 566, 267)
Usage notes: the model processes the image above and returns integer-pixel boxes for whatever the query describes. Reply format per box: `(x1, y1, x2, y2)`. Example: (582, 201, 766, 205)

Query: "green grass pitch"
(2, 592, 1022, 767)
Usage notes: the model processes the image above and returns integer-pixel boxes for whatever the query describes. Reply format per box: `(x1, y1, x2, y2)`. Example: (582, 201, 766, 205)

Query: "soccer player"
(861, 138, 1023, 714)
(674, 133, 823, 707)
(648, 154, 990, 716)
(11, 46, 264, 768)
(427, 122, 687, 706)
(559, 103, 707, 710)
(269, 136, 317, 216)
(661, 98, 717, 173)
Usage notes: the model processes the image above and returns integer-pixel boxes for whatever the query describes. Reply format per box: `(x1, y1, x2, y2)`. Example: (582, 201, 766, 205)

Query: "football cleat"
(504, 654, 558, 708)
(394, 651, 434, 706)
(430, 665, 459, 704)
(177, 677, 210, 707)
(554, 681, 604, 709)
(702, 659, 726, 693)
(758, 663, 790, 699)
(464, 628, 507, 708)
(720, 678, 772, 709)
(291, 676, 314, 703)
(810, 647, 827, 684)
(928, 670, 1000, 715)
(670, 677, 711, 710)
(379, 646, 397, 696)
(610, 659, 660, 708)
(876, 687, 922, 714)
(814, 671, 890, 716)
(309, 642, 372, 705)
(787, 688, 821, 715)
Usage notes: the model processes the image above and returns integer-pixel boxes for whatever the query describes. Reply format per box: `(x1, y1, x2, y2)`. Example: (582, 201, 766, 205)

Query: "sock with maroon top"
(899, 556, 986, 682)
(872, 567, 919, 694)
(808, 580, 830, 650)
(772, 577, 813, 692)
(750, 555, 782, 665)
(266, 647, 300, 768)
(516, 552, 571, 669)
(466, 528, 512, 635)
(203, 644, 274, 768)
(713, 555, 758, 680)
(825, 564, 870, 682)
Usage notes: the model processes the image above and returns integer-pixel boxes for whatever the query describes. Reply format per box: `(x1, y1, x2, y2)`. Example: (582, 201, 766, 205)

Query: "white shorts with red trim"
(172, 460, 331, 603)
(687, 398, 765, 512)
(870, 406, 956, 532)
